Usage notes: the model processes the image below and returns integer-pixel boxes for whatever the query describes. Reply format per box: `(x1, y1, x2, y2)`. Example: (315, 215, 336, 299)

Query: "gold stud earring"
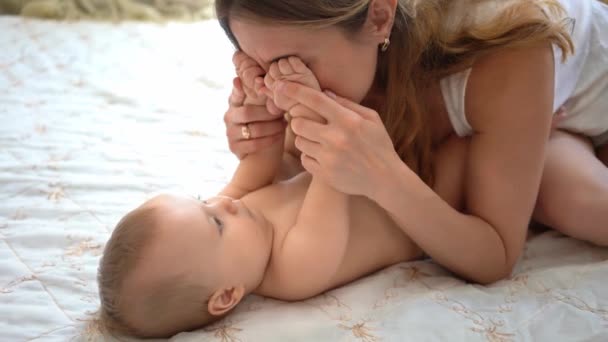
(381, 37, 391, 52)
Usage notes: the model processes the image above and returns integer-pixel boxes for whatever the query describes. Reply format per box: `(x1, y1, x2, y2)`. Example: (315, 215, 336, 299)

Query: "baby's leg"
(533, 130, 608, 246)
(264, 57, 324, 158)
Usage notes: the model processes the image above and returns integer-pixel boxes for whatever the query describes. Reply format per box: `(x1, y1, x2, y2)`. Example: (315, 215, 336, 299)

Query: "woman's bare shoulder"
(465, 44, 555, 131)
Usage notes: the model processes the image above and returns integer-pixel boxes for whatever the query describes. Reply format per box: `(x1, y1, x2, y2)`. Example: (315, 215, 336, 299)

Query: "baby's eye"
(213, 216, 224, 233)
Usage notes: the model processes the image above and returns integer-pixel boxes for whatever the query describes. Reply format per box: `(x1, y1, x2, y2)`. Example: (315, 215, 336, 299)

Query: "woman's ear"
(366, 0, 398, 41)
(207, 286, 246, 316)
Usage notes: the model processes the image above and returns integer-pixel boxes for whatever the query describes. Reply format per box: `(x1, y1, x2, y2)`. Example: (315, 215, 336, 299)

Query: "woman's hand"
(225, 52, 287, 160)
(273, 80, 403, 198)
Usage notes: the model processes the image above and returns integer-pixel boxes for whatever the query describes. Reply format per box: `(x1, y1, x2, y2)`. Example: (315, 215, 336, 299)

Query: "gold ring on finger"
(241, 124, 252, 140)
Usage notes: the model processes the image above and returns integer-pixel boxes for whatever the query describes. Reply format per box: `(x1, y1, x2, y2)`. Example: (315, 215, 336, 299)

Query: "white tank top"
(440, 0, 608, 146)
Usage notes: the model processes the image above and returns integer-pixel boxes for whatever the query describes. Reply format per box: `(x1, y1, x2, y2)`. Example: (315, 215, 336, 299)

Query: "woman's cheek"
(315, 70, 339, 95)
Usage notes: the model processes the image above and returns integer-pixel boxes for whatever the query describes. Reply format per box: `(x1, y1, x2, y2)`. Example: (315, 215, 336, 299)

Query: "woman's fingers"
(290, 117, 325, 142)
(226, 105, 284, 124)
(294, 135, 322, 159)
(227, 118, 287, 141)
(289, 103, 327, 124)
(300, 153, 321, 176)
(230, 132, 285, 159)
(328, 91, 380, 122)
(276, 81, 346, 122)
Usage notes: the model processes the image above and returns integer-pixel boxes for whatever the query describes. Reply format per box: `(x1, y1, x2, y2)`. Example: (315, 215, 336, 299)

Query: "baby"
(97, 56, 467, 338)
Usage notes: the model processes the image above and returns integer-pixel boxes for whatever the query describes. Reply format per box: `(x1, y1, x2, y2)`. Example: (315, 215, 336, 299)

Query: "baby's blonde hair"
(97, 204, 221, 339)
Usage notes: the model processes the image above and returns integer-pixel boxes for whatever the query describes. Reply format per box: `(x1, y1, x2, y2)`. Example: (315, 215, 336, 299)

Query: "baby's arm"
(244, 57, 348, 300)
(220, 140, 284, 199)
(219, 58, 284, 199)
(273, 176, 350, 301)
(272, 136, 470, 300)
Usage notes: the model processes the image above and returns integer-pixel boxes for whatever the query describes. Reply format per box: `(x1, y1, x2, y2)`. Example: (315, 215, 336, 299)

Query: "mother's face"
(230, 18, 381, 104)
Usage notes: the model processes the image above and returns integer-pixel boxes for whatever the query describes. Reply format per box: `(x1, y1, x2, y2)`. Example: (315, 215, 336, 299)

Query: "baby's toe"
(269, 63, 282, 83)
(284, 57, 320, 90)
(278, 58, 295, 76)
(288, 56, 309, 74)
(264, 73, 275, 90)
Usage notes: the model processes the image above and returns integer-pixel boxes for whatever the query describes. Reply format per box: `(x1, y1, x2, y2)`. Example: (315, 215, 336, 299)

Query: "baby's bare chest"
(254, 174, 421, 285)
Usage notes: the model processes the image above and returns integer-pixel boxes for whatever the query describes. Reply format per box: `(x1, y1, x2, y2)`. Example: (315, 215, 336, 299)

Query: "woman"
(216, 0, 608, 284)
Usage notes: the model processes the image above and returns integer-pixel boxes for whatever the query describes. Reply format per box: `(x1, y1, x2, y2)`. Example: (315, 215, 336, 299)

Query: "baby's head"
(97, 194, 273, 338)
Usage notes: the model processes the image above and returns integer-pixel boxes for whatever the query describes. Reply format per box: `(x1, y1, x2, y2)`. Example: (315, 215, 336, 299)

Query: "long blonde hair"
(215, 0, 573, 184)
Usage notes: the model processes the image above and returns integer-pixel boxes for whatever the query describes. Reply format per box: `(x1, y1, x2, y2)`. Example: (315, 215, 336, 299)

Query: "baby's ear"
(207, 286, 246, 316)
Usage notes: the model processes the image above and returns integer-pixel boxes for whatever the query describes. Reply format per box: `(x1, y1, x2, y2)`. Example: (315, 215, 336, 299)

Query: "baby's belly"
(329, 196, 423, 289)
(262, 172, 423, 290)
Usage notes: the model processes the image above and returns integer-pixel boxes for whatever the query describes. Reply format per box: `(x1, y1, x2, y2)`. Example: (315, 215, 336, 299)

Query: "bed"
(1, 15, 607, 342)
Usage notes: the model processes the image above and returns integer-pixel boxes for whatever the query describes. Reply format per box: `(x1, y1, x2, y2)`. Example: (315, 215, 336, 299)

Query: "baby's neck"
(240, 195, 276, 295)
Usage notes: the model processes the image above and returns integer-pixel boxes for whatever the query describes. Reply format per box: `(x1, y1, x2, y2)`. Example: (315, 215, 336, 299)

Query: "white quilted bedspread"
(1, 16, 607, 342)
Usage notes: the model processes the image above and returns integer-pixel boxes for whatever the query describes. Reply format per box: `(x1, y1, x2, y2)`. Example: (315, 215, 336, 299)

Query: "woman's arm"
(376, 45, 554, 283)
(401, 45, 552, 283)
(274, 44, 554, 284)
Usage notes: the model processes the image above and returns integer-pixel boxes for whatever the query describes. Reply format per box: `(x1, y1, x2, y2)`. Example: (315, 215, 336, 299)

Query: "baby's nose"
(210, 197, 238, 214)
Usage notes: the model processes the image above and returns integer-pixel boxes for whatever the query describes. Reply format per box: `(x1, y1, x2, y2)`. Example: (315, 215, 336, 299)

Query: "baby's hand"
(233, 51, 267, 106)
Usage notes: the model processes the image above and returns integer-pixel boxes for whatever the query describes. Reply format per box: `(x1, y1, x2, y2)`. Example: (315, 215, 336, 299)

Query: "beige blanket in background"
(0, 0, 214, 21)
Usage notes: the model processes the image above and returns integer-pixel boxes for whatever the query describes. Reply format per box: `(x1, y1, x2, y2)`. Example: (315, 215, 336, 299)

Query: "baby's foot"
(263, 56, 321, 115)
(234, 52, 267, 106)
(266, 56, 321, 92)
